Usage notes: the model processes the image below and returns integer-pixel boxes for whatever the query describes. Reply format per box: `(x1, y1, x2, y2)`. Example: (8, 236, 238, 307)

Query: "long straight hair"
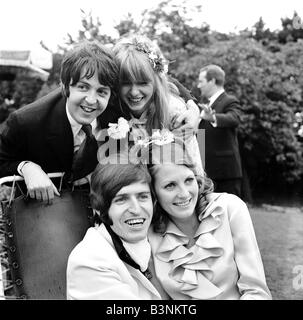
(113, 37, 171, 135)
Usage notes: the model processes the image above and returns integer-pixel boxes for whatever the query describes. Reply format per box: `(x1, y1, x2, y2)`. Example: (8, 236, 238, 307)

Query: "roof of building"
(0, 49, 52, 81)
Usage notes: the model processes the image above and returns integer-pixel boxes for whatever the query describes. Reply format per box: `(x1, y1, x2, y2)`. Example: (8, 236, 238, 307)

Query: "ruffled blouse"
(148, 193, 272, 300)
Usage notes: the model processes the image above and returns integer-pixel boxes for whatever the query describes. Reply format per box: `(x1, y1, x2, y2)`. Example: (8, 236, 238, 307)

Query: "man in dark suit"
(0, 41, 120, 202)
(0, 41, 200, 202)
(198, 64, 243, 197)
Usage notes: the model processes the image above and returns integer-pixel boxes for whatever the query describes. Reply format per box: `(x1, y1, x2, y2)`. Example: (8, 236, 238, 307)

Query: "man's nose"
(85, 91, 98, 104)
(128, 197, 140, 214)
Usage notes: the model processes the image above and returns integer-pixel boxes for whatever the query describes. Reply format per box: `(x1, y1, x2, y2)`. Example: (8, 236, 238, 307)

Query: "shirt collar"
(208, 88, 225, 107)
(65, 103, 97, 137)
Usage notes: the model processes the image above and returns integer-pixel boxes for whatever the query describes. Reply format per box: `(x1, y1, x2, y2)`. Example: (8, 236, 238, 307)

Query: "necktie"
(104, 224, 153, 279)
(69, 124, 98, 182)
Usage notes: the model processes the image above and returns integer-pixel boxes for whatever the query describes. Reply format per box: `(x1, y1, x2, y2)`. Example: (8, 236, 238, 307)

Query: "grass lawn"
(250, 205, 303, 300)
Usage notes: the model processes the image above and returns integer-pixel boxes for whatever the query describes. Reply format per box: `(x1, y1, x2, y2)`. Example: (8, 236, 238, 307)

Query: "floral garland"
(107, 117, 174, 146)
(133, 40, 168, 74)
(105, 117, 192, 165)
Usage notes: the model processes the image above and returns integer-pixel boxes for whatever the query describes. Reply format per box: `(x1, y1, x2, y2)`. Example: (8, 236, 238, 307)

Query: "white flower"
(163, 63, 169, 74)
(107, 117, 130, 139)
(151, 130, 162, 140)
(151, 129, 175, 145)
(149, 52, 158, 60)
(136, 138, 150, 147)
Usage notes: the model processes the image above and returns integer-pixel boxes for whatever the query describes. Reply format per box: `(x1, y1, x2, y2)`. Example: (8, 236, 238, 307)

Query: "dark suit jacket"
(0, 88, 119, 177)
(199, 92, 243, 180)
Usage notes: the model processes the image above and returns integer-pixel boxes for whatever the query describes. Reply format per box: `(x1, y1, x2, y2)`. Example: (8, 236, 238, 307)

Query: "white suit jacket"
(66, 224, 162, 300)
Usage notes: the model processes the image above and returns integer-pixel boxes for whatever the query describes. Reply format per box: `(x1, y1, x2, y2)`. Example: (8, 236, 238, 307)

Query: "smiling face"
(120, 81, 154, 117)
(153, 164, 199, 223)
(108, 181, 153, 243)
(67, 69, 111, 125)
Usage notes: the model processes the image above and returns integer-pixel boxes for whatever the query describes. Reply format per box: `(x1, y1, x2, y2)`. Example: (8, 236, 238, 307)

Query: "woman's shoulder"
(203, 192, 248, 218)
(168, 93, 186, 115)
(209, 192, 246, 205)
(208, 193, 250, 223)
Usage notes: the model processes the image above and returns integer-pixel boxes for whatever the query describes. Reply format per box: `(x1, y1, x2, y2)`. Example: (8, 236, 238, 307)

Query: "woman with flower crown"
(145, 139, 272, 300)
(104, 35, 203, 175)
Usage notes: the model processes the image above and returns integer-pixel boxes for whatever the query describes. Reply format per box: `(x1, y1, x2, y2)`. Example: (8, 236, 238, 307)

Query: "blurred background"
(1, 0, 303, 299)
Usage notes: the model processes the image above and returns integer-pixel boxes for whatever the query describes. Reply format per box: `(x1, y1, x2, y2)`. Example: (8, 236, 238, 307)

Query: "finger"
(172, 129, 183, 138)
(172, 114, 185, 129)
(173, 128, 193, 140)
(177, 123, 193, 131)
(169, 115, 178, 129)
(198, 103, 207, 110)
(52, 182, 60, 196)
(28, 189, 36, 199)
(198, 103, 211, 112)
(46, 188, 54, 205)
(40, 188, 49, 202)
(35, 190, 42, 201)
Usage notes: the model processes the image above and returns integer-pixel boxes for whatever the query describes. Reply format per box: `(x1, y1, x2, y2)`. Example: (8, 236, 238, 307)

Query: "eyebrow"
(115, 191, 151, 197)
(159, 179, 175, 185)
(78, 79, 110, 90)
(160, 174, 194, 184)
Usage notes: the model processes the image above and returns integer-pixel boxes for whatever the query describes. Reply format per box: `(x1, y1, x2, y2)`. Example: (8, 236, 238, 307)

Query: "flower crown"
(133, 40, 168, 74)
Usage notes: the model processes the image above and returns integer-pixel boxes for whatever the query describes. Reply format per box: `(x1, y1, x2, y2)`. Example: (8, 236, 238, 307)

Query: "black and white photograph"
(1, 0, 303, 305)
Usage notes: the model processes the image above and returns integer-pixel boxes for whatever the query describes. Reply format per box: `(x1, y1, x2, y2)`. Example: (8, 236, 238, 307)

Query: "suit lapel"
(211, 92, 226, 112)
(128, 266, 161, 299)
(46, 96, 74, 171)
(99, 224, 161, 299)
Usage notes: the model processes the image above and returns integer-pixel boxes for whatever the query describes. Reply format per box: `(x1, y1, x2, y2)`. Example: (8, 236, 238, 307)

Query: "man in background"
(198, 64, 243, 197)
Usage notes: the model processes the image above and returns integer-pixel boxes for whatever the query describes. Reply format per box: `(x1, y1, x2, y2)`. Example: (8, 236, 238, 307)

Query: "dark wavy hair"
(149, 163, 214, 234)
(90, 158, 153, 226)
(60, 40, 119, 111)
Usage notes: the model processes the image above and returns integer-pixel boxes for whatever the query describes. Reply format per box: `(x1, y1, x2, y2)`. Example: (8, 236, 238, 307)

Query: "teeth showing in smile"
(129, 97, 143, 103)
(174, 199, 191, 207)
(125, 218, 145, 226)
(81, 106, 95, 113)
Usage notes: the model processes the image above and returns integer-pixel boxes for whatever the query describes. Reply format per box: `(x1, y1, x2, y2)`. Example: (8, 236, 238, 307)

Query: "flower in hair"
(133, 40, 167, 74)
(107, 117, 130, 139)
